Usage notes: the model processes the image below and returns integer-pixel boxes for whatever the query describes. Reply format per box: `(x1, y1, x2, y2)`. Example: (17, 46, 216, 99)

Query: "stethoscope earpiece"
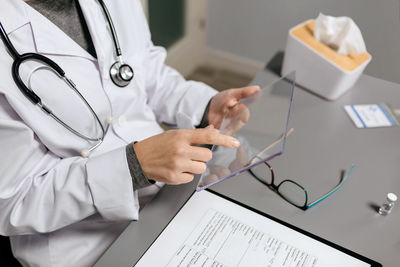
(110, 61, 134, 87)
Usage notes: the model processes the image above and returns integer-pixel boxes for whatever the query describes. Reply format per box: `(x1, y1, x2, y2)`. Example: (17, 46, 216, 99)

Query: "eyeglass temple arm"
(249, 128, 294, 165)
(307, 164, 355, 208)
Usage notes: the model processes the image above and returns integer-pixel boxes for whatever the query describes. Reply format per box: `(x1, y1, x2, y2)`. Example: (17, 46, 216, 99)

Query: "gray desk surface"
(95, 71, 400, 267)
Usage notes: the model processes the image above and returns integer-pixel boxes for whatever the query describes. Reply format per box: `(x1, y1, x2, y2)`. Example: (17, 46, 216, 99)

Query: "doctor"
(0, 0, 259, 266)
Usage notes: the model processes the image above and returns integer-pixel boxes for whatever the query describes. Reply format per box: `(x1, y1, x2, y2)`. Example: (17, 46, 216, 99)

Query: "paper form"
(136, 191, 371, 267)
(166, 210, 317, 267)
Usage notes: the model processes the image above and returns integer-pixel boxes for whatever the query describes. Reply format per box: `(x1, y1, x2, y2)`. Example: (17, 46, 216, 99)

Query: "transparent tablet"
(197, 72, 295, 191)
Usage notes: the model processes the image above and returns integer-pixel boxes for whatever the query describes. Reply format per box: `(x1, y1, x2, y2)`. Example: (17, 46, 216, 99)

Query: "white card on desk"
(344, 104, 398, 128)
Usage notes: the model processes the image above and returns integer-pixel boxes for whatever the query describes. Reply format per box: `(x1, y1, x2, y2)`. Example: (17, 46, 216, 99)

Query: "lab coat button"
(118, 115, 127, 126)
(106, 115, 114, 124)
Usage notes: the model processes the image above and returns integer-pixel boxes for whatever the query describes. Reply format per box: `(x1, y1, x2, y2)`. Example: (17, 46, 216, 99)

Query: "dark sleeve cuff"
(196, 98, 212, 128)
(125, 142, 155, 189)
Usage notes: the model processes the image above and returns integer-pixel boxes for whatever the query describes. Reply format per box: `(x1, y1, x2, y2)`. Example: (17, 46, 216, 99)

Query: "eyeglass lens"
(250, 163, 307, 208)
(277, 180, 307, 207)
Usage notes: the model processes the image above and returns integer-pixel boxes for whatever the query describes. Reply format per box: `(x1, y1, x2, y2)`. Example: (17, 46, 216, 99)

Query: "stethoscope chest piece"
(110, 60, 134, 87)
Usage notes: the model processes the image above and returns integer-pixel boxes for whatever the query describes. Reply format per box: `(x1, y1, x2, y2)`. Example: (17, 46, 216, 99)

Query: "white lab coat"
(0, 0, 216, 266)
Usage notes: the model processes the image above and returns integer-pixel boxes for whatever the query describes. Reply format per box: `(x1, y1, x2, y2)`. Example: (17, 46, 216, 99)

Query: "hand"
(133, 127, 240, 185)
(228, 145, 248, 172)
(198, 145, 248, 188)
(208, 86, 260, 133)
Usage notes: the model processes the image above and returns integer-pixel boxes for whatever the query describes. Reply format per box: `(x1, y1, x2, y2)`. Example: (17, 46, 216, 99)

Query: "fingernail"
(231, 138, 240, 148)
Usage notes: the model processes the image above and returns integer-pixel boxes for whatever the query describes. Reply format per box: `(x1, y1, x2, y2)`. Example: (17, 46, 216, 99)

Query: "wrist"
(126, 142, 155, 188)
(197, 98, 213, 128)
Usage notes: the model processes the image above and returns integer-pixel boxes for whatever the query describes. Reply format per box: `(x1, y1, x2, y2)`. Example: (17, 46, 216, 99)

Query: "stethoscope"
(0, 0, 134, 157)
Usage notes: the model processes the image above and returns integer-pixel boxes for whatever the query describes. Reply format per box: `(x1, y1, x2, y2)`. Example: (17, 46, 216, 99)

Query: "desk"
(95, 70, 400, 267)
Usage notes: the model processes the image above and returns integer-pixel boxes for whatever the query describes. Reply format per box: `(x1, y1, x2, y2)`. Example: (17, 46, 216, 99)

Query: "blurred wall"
(149, 0, 184, 48)
(207, 0, 400, 83)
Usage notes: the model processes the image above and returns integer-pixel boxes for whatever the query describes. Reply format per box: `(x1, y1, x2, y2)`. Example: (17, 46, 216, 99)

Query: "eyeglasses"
(248, 162, 355, 210)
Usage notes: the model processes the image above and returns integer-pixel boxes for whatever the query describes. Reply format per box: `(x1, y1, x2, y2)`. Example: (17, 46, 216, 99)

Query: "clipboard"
(135, 189, 382, 267)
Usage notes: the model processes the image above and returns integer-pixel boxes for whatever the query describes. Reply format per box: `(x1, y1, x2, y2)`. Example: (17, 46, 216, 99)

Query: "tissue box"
(281, 20, 371, 100)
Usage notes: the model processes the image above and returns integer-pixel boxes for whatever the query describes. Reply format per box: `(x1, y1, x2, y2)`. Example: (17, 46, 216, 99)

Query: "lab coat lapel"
(25, 3, 95, 60)
(77, 0, 114, 78)
(1, 0, 95, 60)
(0, 0, 30, 34)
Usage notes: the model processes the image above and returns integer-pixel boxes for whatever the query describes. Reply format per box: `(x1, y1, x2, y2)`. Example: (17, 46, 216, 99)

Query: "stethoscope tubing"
(42, 74, 106, 142)
(12, 53, 64, 104)
(0, 22, 105, 145)
(0, 0, 133, 155)
(0, 22, 19, 60)
(97, 0, 122, 57)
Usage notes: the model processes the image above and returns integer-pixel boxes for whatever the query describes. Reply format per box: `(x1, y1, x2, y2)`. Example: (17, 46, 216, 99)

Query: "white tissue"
(314, 13, 366, 55)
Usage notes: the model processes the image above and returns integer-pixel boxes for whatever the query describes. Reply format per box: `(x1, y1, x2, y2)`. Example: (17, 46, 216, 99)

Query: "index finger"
(230, 85, 260, 100)
(188, 128, 240, 148)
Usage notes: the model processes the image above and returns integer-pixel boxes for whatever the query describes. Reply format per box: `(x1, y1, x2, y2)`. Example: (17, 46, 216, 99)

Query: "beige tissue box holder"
(281, 20, 371, 100)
